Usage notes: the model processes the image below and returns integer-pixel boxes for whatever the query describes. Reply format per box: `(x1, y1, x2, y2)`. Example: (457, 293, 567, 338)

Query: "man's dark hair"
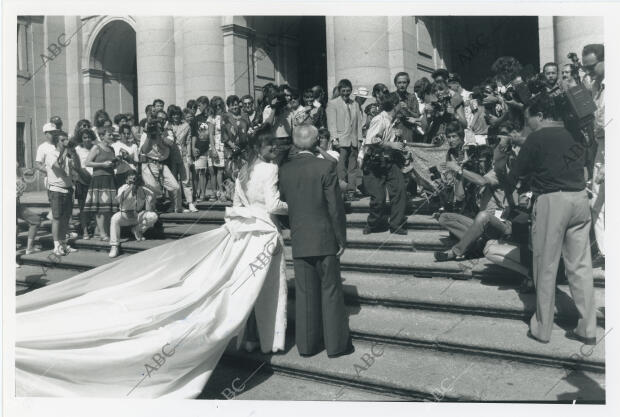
(364, 102, 379, 115)
(186, 99, 197, 109)
(393, 72, 410, 86)
(431, 68, 450, 81)
(337, 79, 353, 91)
(381, 92, 400, 112)
(372, 83, 389, 98)
(525, 92, 562, 121)
(318, 128, 330, 140)
(542, 62, 559, 72)
(167, 105, 183, 120)
(113, 113, 127, 125)
(241, 94, 254, 103)
(52, 130, 69, 145)
(445, 121, 464, 139)
(582, 44, 604, 61)
(153, 98, 164, 107)
(226, 95, 240, 108)
(119, 124, 132, 134)
(196, 96, 210, 106)
(413, 77, 431, 97)
(448, 73, 461, 84)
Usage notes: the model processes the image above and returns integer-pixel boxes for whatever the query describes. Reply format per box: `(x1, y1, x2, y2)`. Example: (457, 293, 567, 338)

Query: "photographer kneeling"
(358, 92, 408, 235)
(109, 170, 158, 258)
(434, 122, 515, 262)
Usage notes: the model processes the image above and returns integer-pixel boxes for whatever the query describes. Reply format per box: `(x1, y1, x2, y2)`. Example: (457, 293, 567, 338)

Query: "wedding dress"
(15, 160, 288, 398)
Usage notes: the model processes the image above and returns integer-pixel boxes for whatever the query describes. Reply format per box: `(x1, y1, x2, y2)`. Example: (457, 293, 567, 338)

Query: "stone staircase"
(15, 196, 606, 402)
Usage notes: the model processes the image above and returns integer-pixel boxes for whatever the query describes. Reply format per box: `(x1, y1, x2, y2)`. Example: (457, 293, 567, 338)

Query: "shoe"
(66, 232, 78, 239)
(518, 278, 535, 294)
(99, 235, 109, 241)
(243, 341, 260, 353)
(434, 250, 456, 262)
(109, 245, 120, 258)
(25, 246, 42, 255)
(53, 246, 66, 257)
(526, 330, 549, 344)
(132, 227, 145, 241)
(62, 244, 78, 254)
(328, 343, 355, 358)
(362, 226, 373, 235)
(188, 203, 199, 213)
(82, 233, 91, 240)
(347, 193, 360, 202)
(565, 330, 596, 346)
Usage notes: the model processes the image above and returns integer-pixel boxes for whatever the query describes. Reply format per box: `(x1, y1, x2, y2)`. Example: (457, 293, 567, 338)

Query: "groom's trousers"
(293, 255, 351, 356)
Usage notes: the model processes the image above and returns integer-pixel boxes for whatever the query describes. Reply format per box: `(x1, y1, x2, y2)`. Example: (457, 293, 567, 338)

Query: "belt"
(537, 188, 585, 196)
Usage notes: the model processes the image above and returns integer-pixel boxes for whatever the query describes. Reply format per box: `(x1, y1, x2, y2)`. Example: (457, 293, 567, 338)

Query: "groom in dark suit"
(279, 124, 354, 358)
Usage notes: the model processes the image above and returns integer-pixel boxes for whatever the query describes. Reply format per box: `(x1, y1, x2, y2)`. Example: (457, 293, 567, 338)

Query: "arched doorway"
(85, 19, 137, 120)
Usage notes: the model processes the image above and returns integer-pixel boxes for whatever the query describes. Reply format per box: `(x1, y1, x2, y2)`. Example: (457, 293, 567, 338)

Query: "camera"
(270, 91, 288, 110)
(146, 119, 162, 137)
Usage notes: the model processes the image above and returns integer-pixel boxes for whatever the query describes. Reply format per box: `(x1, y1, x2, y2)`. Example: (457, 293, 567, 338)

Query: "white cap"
(42, 122, 57, 133)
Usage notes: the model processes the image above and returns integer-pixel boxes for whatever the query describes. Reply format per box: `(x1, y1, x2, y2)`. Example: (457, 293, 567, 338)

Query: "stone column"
(538, 16, 555, 66)
(173, 16, 185, 107)
(326, 17, 391, 93)
(387, 16, 417, 81)
(135, 16, 176, 113)
(64, 16, 84, 129)
(222, 16, 254, 98)
(552, 17, 604, 65)
(182, 17, 225, 100)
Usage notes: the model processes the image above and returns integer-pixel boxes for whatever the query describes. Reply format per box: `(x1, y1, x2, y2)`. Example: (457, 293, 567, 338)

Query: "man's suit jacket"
(326, 96, 363, 148)
(279, 152, 347, 259)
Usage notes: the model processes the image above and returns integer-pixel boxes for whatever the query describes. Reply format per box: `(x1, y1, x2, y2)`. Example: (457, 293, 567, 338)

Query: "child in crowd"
(192, 122, 211, 201)
(108, 170, 158, 258)
(362, 103, 380, 139)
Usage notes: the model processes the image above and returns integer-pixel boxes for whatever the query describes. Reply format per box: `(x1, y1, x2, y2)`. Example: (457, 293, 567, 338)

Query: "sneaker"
(66, 232, 78, 239)
(182, 208, 191, 213)
(53, 246, 67, 257)
(188, 203, 199, 213)
(82, 233, 91, 240)
(132, 226, 145, 241)
(62, 244, 78, 254)
(434, 250, 456, 262)
(25, 247, 42, 255)
(109, 245, 120, 258)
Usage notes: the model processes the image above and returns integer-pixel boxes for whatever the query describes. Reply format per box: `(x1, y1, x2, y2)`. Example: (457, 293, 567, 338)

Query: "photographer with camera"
(139, 116, 180, 207)
(108, 170, 158, 258)
(434, 122, 516, 262)
(582, 44, 605, 261)
(358, 92, 408, 235)
(506, 92, 595, 345)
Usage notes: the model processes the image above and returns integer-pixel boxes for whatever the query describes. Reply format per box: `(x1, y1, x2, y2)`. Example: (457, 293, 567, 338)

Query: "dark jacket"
(279, 152, 347, 258)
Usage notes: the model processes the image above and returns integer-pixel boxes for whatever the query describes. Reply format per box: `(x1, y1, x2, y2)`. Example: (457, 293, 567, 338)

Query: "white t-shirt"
(43, 148, 73, 191)
(35, 141, 56, 189)
(111, 141, 138, 173)
(75, 145, 93, 175)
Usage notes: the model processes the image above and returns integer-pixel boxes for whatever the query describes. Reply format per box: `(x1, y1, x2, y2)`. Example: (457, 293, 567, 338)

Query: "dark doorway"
(297, 16, 327, 91)
(444, 16, 540, 90)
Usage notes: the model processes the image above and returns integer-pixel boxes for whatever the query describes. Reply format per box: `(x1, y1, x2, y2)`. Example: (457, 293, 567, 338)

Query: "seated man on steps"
(434, 122, 517, 261)
(109, 170, 158, 258)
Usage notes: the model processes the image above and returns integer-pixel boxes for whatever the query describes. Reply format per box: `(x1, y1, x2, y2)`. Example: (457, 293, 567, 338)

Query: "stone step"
(18, 232, 605, 288)
(223, 336, 605, 402)
(17, 223, 449, 254)
(14, 262, 605, 328)
(199, 358, 406, 401)
(16, 211, 443, 232)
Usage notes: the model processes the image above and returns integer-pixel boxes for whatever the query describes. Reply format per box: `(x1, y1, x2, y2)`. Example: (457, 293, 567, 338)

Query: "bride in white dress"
(16, 130, 289, 398)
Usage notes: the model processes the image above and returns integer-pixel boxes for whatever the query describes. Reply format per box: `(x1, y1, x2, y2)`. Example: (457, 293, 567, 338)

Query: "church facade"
(16, 15, 602, 187)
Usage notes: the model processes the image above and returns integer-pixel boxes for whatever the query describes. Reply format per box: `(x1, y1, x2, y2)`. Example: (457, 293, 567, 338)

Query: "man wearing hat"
(35, 123, 60, 221)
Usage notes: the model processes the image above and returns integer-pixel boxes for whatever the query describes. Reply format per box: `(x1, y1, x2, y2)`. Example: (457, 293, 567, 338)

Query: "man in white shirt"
(35, 122, 60, 221)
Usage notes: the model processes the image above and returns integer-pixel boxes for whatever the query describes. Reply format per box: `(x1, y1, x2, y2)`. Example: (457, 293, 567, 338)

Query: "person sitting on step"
(109, 170, 158, 258)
